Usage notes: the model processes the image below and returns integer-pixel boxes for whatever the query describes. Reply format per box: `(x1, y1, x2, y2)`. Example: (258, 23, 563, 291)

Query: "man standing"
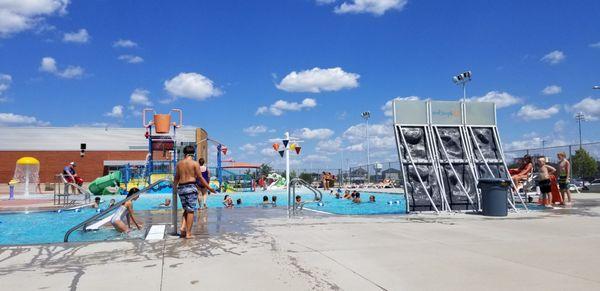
(174, 146, 215, 239)
(557, 152, 572, 205)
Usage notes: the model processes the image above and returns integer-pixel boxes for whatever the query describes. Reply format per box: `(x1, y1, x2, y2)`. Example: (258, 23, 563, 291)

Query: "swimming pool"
(0, 190, 406, 245)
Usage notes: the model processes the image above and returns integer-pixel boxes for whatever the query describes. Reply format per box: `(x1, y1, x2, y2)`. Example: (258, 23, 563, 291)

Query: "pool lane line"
(302, 207, 333, 215)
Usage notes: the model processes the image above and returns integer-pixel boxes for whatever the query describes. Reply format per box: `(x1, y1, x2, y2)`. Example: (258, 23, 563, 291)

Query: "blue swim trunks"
(177, 183, 198, 212)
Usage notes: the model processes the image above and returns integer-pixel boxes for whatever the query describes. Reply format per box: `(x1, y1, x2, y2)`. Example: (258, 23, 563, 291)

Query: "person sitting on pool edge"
(262, 195, 270, 205)
(236, 198, 242, 205)
(295, 195, 302, 205)
(110, 187, 143, 233)
(223, 195, 234, 208)
(271, 195, 277, 206)
(108, 199, 116, 207)
(369, 195, 376, 203)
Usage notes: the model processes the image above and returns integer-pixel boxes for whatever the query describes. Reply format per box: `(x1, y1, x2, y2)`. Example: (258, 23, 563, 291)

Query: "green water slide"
(88, 171, 121, 195)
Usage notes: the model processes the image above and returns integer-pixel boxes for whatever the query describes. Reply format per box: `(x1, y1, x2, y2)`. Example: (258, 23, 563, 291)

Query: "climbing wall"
(394, 100, 514, 212)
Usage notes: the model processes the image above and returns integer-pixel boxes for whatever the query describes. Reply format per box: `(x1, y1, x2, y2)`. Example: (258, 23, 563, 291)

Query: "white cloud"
(239, 143, 257, 153)
(129, 89, 152, 106)
(589, 42, 600, 48)
(303, 154, 331, 163)
(58, 66, 84, 78)
(276, 67, 359, 93)
(164, 72, 222, 101)
(104, 105, 124, 118)
(118, 54, 144, 64)
(316, 137, 342, 153)
(541, 85, 561, 95)
(294, 128, 334, 140)
(63, 28, 89, 43)
(334, 0, 408, 16)
(255, 98, 317, 116)
(39, 57, 84, 79)
(0, 112, 49, 126)
(243, 125, 268, 136)
(570, 97, 600, 121)
(381, 96, 422, 116)
(541, 50, 565, 65)
(467, 91, 521, 108)
(554, 120, 566, 134)
(261, 147, 276, 157)
(39, 57, 57, 72)
(516, 104, 560, 121)
(343, 122, 395, 151)
(345, 143, 364, 152)
(0, 74, 12, 101)
(113, 39, 138, 48)
(0, 0, 70, 37)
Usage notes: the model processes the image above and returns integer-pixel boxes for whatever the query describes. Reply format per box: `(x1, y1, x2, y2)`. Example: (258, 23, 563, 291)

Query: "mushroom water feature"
(14, 157, 40, 197)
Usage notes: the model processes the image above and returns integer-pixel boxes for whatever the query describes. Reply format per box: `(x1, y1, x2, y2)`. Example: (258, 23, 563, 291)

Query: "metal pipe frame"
(433, 126, 477, 210)
(466, 126, 518, 212)
(397, 124, 440, 214)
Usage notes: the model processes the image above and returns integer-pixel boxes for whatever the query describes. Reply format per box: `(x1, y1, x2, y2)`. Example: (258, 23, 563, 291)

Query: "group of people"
(333, 189, 376, 204)
(222, 194, 245, 208)
(510, 152, 572, 208)
(321, 172, 335, 190)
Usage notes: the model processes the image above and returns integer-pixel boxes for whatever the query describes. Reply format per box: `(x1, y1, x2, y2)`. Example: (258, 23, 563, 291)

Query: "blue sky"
(1, 0, 600, 168)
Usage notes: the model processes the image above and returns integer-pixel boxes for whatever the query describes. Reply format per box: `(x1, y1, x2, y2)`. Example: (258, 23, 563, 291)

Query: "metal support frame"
(396, 124, 440, 214)
(432, 126, 477, 210)
(466, 126, 518, 212)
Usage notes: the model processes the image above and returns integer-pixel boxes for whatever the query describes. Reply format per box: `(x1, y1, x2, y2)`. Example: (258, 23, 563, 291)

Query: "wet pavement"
(1, 193, 600, 291)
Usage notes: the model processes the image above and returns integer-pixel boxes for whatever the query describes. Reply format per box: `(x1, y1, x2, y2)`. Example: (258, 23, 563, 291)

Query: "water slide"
(266, 173, 286, 190)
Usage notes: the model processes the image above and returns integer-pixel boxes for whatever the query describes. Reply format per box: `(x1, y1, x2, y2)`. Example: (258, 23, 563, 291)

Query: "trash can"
(477, 178, 511, 217)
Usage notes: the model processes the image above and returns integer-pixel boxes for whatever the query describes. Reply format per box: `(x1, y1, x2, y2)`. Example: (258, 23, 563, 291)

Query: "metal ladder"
(64, 178, 172, 242)
(288, 178, 323, 217)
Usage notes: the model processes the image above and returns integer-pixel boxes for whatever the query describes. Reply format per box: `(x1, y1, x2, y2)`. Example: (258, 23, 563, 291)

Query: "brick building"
(0, 127, 203, 183)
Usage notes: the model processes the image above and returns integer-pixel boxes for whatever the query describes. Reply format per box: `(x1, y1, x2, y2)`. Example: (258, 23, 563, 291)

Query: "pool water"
(0, 189, 405, 246)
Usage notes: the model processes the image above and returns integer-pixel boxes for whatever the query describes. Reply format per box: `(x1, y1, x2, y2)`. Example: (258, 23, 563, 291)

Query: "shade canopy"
(16, 157, 40, 165)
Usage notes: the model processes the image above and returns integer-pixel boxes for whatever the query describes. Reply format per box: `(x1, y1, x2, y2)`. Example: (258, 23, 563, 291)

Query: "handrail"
(64, 178, 172, 242)
(288, 178, 323, 217)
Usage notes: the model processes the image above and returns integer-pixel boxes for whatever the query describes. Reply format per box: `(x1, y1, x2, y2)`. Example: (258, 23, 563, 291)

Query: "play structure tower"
(143, 109, 182, 183)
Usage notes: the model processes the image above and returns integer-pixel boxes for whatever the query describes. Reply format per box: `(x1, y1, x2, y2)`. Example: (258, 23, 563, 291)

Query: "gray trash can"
(477, 178, 511, 217)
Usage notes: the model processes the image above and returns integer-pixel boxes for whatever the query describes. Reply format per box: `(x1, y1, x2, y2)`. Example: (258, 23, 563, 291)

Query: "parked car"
(588, 179, 600, 193)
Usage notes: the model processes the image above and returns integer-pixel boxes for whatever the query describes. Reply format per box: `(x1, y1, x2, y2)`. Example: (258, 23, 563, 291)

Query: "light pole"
(453, 71, 472, 102)
(575, 112, 585, 150)
(361, 111, 371, 184)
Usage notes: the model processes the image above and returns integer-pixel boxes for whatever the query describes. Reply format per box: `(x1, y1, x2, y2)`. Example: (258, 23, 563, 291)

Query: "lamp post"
(453, 71, 472, 102)
(575, 112, 585, 150)
(361, 111, 371, 184)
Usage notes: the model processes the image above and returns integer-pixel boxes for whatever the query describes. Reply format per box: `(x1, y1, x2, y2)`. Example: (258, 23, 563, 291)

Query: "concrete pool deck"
(1, 193, 600, 291)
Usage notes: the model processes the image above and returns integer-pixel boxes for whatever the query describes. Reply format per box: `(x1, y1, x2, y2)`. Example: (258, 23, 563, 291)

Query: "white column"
(285, 131, 290, 190)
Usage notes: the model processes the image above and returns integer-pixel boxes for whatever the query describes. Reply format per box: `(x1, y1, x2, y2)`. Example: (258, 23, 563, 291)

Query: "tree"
(572, 149, 598, 179)
(290, 170, 298, 179)
(299, 173, 313, 183)
(259, 163, 273, 177)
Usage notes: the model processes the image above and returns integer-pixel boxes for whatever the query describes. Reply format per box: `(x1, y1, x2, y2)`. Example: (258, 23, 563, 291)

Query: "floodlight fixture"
(453, 71, 472, 103)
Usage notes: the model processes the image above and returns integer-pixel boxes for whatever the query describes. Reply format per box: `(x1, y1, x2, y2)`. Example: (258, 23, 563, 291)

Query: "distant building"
(0, 127, 203, 183)
(381, 168, 402, 181)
